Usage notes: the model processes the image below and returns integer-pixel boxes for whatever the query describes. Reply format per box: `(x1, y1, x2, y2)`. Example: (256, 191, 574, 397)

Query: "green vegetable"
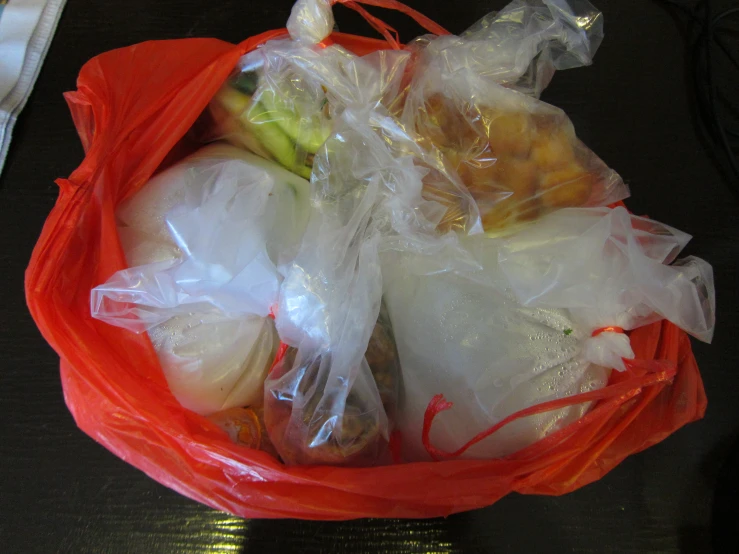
(229, 71, 260, 96)
(257, 88, 332, 154)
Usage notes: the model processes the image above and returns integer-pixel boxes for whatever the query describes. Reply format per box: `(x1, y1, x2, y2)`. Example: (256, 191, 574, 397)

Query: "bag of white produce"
(384, 206, 714, 461)
(91, 144, 311, 416)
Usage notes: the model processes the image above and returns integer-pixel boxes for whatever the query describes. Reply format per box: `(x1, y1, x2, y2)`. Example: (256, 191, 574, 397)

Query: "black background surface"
(2, 1, 738, 552)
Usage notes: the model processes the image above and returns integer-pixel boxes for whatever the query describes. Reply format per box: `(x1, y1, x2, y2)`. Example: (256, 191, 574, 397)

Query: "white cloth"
(0, 0, 67, 175)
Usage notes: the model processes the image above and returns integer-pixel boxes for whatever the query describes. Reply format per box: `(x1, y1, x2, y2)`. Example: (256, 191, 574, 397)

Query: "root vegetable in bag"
(91, 144, 310, 416)
(401, 0, 628, 234)
(265, 303, 401, 466)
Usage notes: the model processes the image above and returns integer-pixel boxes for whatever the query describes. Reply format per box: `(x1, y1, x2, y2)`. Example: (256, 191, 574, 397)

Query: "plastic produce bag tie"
(591, 326, 625, 337)
(331, 0, 450, 49)
(422, 358, 677, 461)
(331, 0, 451, 50)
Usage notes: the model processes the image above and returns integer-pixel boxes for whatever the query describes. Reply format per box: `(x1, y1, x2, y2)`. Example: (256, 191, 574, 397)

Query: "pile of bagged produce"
(27, 0, 717, 519)
(89, 0, 715, 468)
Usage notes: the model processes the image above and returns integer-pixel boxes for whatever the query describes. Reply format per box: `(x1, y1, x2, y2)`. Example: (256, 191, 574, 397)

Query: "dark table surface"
(2, 0, 739, 552)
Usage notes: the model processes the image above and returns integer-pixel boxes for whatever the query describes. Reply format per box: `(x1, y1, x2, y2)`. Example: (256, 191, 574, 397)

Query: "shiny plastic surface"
(205, 37, 413, 180)
(499, 207, 716, 356)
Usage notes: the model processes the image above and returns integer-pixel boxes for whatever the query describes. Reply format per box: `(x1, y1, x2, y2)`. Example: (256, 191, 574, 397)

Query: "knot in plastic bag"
(288, 0, 335, 44)
(582, 326, 633, 371)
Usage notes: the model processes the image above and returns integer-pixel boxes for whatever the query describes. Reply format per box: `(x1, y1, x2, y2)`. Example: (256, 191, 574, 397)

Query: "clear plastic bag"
(91, 144, 311, 415)
(265, 303, 401, 466)
(266, 88, 482, 465)
(204, 36, 411, 180)
(399, 1, 627, 234)
(384, 206, 714, 461)
(415, 0, 605, 98)
(498, 206, 715, 349)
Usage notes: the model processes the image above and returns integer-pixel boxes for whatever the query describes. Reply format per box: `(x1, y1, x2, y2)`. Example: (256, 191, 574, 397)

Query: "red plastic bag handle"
(422, 358, 678, 461)
(330, 0, 450, 49)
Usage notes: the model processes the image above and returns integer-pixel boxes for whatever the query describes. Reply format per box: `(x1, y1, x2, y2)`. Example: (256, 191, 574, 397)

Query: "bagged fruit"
(400, 0, 628, 234)
(91, 144, 310, 416)
(384, 206, 714, 460)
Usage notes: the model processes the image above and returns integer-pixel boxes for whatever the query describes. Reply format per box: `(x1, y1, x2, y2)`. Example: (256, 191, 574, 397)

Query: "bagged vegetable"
(91, 144, 310, 416)
(400, 0, 627, 233)
(227, 19, 482, 465)
(26, 0, 715, 520)
(385, 206, 714, 460)
(265, 303, 401, 465)
(205, 34, 411, 179)
(207, 406, 280, 458)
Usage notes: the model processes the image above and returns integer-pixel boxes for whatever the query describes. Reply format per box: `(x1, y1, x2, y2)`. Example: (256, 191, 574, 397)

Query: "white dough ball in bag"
(97, 143, 311, 415)
(384, 243, 608, 461)
(148, 312, 277, 415)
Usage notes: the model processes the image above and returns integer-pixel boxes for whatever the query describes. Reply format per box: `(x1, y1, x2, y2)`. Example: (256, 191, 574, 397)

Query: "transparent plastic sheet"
(203, 38, 412, 179)
(90, 144, 311, 416)
(384, 206, 714, 461)
(265, 66, 481, 465)
(265, 303, 402, 466)
(25, 0, 712, 519)
(423, 0, 605, 98)
(398, 1, 626, 234)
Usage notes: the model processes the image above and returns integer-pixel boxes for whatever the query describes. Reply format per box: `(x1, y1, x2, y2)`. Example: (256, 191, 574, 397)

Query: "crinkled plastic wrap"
(429, 0, 605, 97)
(265, 62, 484, 464)
(287, 0, 334, 45)
(399, 0, 626, 234)
(205, 36, 410, 180)
(265, 303, 401, 465)
(91, 144, 311, 416)
(385, 206, 714, 461)
(498, 207, 715, 352)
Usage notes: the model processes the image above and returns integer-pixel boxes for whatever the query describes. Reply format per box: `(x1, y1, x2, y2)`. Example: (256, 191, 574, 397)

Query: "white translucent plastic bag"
(410, 0, 605, 98)
(385, 206, 715, 461)
(213, 22, 483, 465)
(91, 144, 311, 415)
(266, 95, 482, 465)
(396, 0, 627, 234)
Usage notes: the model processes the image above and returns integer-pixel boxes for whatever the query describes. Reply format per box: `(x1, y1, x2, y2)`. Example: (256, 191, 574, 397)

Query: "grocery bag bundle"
(27, 0, 715, 519)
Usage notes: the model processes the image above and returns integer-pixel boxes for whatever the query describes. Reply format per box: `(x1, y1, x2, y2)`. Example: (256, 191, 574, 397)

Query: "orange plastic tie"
(421, 359, 677, 461)
(330, 0, 450, 50)
(591, 326, 625, 337)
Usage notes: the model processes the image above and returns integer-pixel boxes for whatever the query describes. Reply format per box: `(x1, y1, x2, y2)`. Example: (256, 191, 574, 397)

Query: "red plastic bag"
(26, 0, 707, 519)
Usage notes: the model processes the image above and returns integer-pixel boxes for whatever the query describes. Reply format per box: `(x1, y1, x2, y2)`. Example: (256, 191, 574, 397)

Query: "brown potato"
(531, 129, 576, 170)
(485, 110, 534, 158)
(490, 158, 538, 195)
(539, 163, 594, 208)
(421, 93, 486, 153)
